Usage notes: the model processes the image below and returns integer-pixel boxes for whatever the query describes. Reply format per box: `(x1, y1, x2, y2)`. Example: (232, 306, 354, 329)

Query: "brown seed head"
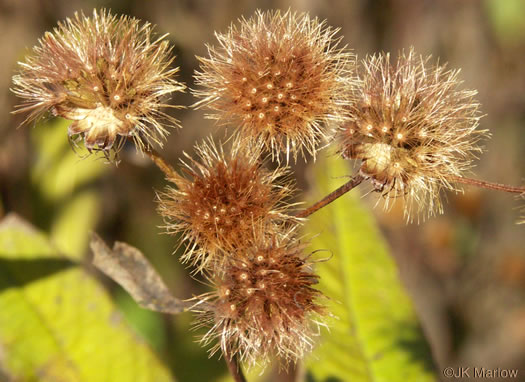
(192, 232, 323, 368)
(157, 137, 298, 272)
(193, 9, 356, 163)
(338, 48, 487, 220)
(11, 9, 185, 153)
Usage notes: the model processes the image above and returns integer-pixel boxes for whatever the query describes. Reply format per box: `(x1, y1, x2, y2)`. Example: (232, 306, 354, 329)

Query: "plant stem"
(294, 173, 525, 219)
(296, 174, 364, 218)
(224, 351, 246, 382)
(143, 146, 177, 179)
(448, 175, 525, 194)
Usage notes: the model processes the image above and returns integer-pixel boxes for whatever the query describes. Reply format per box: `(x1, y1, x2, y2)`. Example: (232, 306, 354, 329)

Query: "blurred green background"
(1, 0, 525, 381)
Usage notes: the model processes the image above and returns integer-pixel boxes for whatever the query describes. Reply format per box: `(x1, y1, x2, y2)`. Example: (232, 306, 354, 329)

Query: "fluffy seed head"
(193, 9, 355, 163)
(157, 137, 298, 272)
(192, 232, 323, 368)
(338, 48, 487, 220)
(11, 9, 185, 153)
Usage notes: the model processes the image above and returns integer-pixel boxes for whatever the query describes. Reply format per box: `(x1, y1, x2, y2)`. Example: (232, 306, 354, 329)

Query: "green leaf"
(304, 156, 437, 382)
(31, 118, 106, 203)
(0, 214, 175, 382)
(30, 118, 106, 260)
(50, 191, 100, 259)
(484, 0, 525, 45)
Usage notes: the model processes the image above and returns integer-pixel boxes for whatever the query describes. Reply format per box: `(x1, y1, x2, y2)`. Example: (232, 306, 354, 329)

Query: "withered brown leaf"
(90, 233, 188, 314)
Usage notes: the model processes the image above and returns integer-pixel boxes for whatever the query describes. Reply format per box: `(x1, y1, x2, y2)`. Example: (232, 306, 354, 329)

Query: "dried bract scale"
(192, 232, 324, 368)
(157, 138, 298, 272)
(338, 48, 487, 220)
(11, 9, 185, 154)
(193, 9, 355, 163)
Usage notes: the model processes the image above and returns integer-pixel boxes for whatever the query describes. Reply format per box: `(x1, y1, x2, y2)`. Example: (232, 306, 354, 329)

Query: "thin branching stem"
(297, 173, 525, 220)
(296, 174, 365, 218)
(224, 351, 247, 382)
(448, 175, 525, 194)
(144, 146, 177, 179)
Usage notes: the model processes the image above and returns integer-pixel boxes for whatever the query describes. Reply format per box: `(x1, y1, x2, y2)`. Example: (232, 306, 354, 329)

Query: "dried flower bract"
(193, 9, 355, 162)
(338, 48, 487, 220)
(157, 138, 298, 272)
(192, 232, 323, 368)
(12, 9, 185, 153)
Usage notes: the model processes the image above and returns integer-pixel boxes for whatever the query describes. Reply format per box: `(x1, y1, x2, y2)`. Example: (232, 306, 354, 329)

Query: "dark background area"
(1, 0, 525, 380)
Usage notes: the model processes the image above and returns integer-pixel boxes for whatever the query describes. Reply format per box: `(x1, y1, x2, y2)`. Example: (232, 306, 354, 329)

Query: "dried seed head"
(193, 233, 323, 368)
(193, 9, 356, 163)
(11, 9, 185, 154)
(157, 137, 298, 272)
(338, 48, 488, 220)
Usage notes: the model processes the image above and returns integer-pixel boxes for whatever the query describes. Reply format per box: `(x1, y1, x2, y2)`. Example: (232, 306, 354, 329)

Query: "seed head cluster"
(338, 49, 486, 219)
(13, 6, 503, 372)
(193, 9, 355, 162)
(12, 9, 184, 153)
(193, 231, 323, 367)
(158, 136, 325, 366)
(157, 138, 297, 272)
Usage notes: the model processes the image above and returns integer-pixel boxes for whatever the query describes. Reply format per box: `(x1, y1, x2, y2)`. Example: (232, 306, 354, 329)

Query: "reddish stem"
(224, 351, 247, 382)
(143, 147, 177, 179)
(448, 175, 525, 194)
(296, 174, 365, 218)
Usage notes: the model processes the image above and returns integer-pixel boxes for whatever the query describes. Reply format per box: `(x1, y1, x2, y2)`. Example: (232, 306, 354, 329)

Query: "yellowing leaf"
(304, 157, 437, 382)
(51, 191, 100, 259)
(0, 214, 175, 382)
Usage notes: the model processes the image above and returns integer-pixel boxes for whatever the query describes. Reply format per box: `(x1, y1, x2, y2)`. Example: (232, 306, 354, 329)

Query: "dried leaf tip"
(11, 9, 185, 156)
(157, 137, 299, 273)
(338, 48, 488, 221)
(193, 9, 356, 163)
